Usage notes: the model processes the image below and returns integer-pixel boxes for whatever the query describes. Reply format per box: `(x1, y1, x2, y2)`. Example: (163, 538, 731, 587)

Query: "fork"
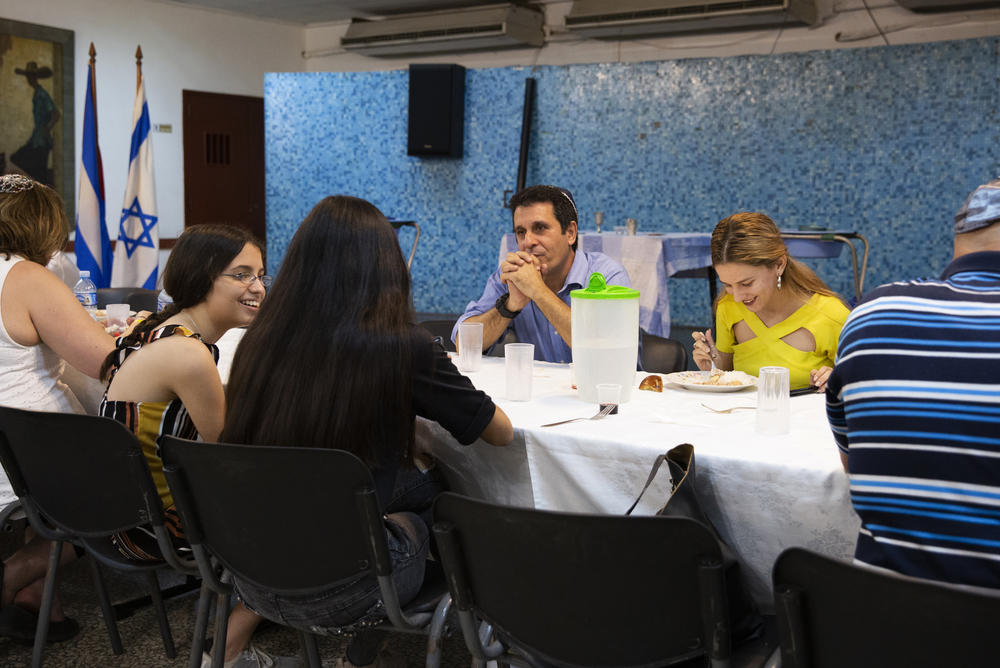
(701, 403, 755, 414)
(541, 403, 616, 427)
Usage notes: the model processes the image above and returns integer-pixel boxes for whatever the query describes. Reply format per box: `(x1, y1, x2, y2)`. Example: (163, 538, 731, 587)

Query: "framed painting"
(0, 18, 74, 221)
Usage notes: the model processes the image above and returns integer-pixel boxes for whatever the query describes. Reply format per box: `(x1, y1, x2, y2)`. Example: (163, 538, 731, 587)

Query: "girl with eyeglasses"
(99, 224, 266, 563)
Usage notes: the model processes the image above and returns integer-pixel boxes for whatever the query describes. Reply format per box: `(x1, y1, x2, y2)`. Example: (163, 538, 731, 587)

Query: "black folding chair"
(419, 319, 458, 352)
(0, 406, 195, 668)
(126, 288, 159, 312)
(772, 547, 1000, 668)
(640, 330, 689, 373)
(159, 437, 451, 668)
(432, 492, 734, 668)
(96, 287, 137, 309)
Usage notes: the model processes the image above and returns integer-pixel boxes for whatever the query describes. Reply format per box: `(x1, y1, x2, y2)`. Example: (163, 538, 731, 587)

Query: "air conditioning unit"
(564, 0, 822, 39)
(341, 4, 544, 56)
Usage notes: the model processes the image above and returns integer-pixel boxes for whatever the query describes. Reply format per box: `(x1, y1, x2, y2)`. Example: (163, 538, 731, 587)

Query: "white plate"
(664, 371, 757, 392)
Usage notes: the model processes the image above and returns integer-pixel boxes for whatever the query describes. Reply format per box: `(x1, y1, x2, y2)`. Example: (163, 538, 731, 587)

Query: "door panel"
(183, 90, 264, 243)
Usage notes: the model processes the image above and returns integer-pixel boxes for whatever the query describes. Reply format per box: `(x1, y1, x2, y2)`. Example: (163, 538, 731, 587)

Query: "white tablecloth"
(499, 232, 712, 338)
(424, 356, 860, 610)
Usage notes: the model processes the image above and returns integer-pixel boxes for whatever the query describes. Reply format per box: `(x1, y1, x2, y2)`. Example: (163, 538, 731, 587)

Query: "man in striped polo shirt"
(827, 178, 1000, 589)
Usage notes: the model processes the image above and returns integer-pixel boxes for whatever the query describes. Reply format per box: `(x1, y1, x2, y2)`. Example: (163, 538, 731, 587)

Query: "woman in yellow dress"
(692, 212, 849, 391)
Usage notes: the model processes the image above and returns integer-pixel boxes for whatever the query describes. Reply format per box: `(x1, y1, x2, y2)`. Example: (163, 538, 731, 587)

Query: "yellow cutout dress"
(714, 293, 849, 389)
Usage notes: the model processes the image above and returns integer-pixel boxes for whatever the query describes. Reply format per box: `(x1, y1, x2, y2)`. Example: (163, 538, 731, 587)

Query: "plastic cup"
(596, 383, 621, 415)
(756, 366, 791, 435)
(457, 322, 483, 373)
(105, 303, 130, 335)
(505, 343, 535, 401)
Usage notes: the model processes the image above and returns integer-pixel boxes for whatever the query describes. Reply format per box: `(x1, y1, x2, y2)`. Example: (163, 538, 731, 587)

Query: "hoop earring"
(777, 274, 783, 290)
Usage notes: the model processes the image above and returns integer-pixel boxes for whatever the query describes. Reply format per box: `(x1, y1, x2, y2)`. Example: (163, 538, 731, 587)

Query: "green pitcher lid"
(570, 272, 640, 300)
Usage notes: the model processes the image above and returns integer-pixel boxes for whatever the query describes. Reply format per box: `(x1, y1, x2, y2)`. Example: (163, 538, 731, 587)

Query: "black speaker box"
(408, 64, 465, 158)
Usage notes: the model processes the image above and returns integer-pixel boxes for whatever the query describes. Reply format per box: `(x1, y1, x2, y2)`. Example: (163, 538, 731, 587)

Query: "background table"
(499, 232, 712, 338)
(423, 356, 860, 610)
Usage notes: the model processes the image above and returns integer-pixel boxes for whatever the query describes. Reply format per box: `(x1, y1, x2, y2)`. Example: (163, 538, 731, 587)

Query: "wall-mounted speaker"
(408, 64, 465, 158)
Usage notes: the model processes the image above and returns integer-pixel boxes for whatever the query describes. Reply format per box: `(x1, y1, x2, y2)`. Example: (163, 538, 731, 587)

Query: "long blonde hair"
(711, 212, 841, 303)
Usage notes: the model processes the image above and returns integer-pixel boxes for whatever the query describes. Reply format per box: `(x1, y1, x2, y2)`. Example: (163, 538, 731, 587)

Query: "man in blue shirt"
(455, 185, 629, 363)
(827, 178, 1000, 589)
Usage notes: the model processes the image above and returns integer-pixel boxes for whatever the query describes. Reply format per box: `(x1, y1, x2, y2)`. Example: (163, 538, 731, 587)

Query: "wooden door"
(183, 91, 264, 243)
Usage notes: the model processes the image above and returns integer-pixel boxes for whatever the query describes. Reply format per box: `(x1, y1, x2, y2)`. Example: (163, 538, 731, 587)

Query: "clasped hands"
(500, 251, 549, 310)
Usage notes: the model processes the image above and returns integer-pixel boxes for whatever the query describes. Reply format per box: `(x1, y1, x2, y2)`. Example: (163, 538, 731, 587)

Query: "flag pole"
(89, 43, 98, 128)
(135, 45, 143, 92)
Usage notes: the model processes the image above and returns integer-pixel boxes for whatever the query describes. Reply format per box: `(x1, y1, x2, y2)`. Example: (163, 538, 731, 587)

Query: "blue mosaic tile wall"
(266, 38, 999, 327)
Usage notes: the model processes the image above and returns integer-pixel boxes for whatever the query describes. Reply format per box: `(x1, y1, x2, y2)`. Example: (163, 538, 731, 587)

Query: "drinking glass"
(505, 343, 534, 401)
(457, 322, 483, 373)
(105, 303, 130, 336)
(596, 383, 621, 415)
(756, 366, 791, 435)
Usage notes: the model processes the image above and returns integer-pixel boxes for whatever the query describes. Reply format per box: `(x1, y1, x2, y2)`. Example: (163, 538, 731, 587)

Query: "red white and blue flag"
(111, 71, 158, 289)
(74, 47, 112, 287)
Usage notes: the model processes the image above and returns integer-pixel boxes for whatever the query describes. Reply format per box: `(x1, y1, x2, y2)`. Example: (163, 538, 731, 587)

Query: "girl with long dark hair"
(218, 195, 512, 668)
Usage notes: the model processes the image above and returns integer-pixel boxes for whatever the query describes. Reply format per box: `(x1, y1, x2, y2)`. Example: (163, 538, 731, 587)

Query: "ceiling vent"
(341, 4, 544, 56)
(564, 0, 822, 39)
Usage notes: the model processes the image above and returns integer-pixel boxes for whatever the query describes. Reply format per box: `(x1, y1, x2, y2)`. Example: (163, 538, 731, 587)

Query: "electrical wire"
(860, 0, 890, 45)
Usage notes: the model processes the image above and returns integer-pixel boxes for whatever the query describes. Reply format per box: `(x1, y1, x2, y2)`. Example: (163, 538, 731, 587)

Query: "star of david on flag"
(111, 72, 159, 289)
(119, 197, 158, 258)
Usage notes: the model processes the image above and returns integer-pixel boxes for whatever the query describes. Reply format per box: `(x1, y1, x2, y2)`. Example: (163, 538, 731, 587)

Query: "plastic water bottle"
(157, 289, 173, 312)
(73, 271, 98, 318)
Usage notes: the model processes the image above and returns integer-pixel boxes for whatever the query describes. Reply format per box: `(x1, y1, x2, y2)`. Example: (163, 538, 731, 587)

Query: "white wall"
(302, 1, 1000, 72)
(2, 0, 304, 259)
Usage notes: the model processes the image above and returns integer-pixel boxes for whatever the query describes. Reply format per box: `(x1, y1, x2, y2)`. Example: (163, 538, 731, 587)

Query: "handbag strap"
(625, 452, 670, 516)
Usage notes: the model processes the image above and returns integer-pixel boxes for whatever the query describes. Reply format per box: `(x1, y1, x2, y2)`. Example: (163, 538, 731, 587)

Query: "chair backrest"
(640, 330, 688, 373)
(773, 547, 1000, 668)
(97, 287, 139, 309)
(159, 437, 386, 594)
(433, 492, 730, 668)
(418, 319, 457, 352)
(127, 288, 159, 312)
(0, 406, 163, 538)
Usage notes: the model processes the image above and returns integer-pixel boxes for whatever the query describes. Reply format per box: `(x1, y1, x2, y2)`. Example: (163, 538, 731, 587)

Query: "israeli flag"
(74, 59, 112, 287)
(111, 75, 158, 289)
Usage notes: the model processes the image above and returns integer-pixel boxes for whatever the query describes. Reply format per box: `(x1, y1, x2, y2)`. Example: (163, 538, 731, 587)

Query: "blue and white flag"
(74, 54, 112, 287)
(111, 75, 158, 289)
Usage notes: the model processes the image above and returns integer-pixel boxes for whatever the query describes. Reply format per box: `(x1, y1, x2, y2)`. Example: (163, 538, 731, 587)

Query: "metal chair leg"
(210, 590, 229, 668)
(425, 594, 451, 668)
(31, 540, 63, 668)
(86, 552, 125, 655)
(144, 570, 177, 658)
(299, 631, 322, 668)
(189, 581, 213, 668)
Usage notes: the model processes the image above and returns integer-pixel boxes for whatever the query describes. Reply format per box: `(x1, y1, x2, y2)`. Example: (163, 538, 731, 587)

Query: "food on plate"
(677, 369, 754, 386)
(638, 374, 662, 392)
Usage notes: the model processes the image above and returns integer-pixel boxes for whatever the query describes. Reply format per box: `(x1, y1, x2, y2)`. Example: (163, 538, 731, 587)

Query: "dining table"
(420, 355, 861, 611)
(65, 327, 860, 610)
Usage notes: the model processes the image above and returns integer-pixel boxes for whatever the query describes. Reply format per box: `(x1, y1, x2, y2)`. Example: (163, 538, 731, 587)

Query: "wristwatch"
(495, 293, 521, 319)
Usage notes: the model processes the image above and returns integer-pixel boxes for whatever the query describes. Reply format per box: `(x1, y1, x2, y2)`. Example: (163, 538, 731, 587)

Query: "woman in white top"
(0, 173, 115, 642)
